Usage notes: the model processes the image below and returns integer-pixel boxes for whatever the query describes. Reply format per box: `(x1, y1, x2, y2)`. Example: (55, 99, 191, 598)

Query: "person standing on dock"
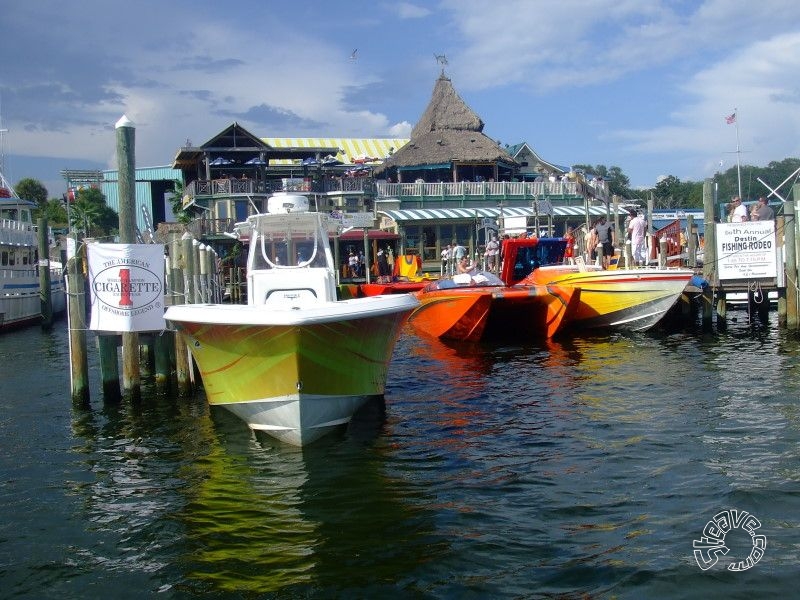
(594, 217, 614, 269)
(730, 196, 749, 222)
(485, 236, 500, 273)
(585, 222, 599, 266)
(751, 197, 774, 221)
(627, 210, 647, 267)
(563, 226, 575, 265)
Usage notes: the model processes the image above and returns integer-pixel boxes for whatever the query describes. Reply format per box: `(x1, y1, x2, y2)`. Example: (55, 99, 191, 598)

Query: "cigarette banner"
(87, 243, 166, 332)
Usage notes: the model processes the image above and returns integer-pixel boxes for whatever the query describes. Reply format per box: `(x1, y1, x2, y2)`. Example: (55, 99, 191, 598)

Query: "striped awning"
(262, 138, 409, 166)
(379, 205, 608, 222)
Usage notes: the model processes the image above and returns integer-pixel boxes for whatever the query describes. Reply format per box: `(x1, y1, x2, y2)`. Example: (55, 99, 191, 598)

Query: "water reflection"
(68, 386, 440, 596)
(4, 316, 800, 597)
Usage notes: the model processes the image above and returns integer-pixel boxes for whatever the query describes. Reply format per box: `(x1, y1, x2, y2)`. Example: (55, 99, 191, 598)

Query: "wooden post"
(363, 228, 371, 284)
(116, 115, 140, 399)
(197, 244, 211, 303)
(687, 215, 697, 269)
(659, 238, 667, 268)
(172, 235, 191, 394)
(210, 249, 221, 302)
(154, 331, 173, 386)
(37, 217, 54, 329)
(193, 240, 202, 303)
(66, 249, 90, 405)
(700, 180, 717, 328)
(776, 215, 787, 325)
(784, 194, 798, 329)
(182, 232, 195, 305)
(97, 334, 121, 401)
(140, 339, 153, 378)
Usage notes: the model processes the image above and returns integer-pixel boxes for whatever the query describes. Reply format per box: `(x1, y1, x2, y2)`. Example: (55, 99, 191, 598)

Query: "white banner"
(715, 221, 777, 280)
(87, 243, 166, 332)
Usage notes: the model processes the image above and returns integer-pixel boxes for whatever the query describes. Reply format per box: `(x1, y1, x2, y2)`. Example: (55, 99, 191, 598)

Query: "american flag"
(725, 112, 736, 124)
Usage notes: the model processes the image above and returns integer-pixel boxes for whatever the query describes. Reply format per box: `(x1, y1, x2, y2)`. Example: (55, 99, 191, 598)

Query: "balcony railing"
(188, 217, 238, 239)
(375, 180, 606, 200)
(184, 177, 376, 199)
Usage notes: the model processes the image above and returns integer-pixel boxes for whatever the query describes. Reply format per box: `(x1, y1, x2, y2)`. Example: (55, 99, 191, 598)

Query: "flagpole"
(733, 107, 742, 199)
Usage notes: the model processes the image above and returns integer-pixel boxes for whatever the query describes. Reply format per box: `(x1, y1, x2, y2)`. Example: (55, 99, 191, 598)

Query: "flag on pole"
(725, 112, 736, 124)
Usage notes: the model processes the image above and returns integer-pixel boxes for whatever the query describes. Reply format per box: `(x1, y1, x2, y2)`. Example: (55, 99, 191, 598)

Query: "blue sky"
(2, 0, 800, 198)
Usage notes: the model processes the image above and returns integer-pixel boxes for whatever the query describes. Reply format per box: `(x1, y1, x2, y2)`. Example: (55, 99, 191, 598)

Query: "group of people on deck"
(728, 196, 774, 222)
(345, 246, 394, 280)
(441, 235, 502, 276)
(584, 216, 617, 269)
(582, 210, 647, 269)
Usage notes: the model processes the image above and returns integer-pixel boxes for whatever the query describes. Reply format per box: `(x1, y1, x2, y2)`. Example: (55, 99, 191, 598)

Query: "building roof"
(506, 142, 569, 174)
(172, 122, 321, 171)
(262, 138, 408, 165)
(377, 74, 517, 172)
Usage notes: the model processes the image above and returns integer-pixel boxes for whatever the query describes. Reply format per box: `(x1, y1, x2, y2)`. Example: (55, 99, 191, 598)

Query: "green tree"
(651, 176, 702, 209)
(70, 186, 118, 237)
(168, 179, 192, 224)
(713, 157, 800, 202)
(572, 163, 633, 199)
(14, 178, 48, 209)
(40, 198, 68, 227)
(605, 166, 632, 200)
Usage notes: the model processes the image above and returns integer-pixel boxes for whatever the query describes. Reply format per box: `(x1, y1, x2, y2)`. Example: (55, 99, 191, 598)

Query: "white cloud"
(610, 31, 800, 182)
(391, 2, 432, 19)
(388, 121, 413, 137)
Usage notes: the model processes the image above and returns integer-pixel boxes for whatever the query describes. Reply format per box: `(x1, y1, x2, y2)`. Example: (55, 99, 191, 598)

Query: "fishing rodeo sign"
(716, 221, 778, 281)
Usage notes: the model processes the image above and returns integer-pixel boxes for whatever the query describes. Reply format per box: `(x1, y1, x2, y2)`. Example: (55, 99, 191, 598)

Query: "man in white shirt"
(730, 197, 749, 222)
(627, 211, 647, 267)
(485, 236, 499, 273)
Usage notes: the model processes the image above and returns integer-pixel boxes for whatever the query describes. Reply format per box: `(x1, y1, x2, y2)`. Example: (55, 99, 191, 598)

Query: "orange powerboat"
(408, 271, 579, 342)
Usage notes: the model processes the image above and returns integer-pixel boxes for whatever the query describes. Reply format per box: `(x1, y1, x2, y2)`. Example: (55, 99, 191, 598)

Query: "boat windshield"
(430, 271, 504, 290)
(251, 228, 329, 270)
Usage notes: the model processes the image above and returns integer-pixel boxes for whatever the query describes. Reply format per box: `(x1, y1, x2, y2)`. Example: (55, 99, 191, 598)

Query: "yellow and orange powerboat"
(521, 264, 694, 331)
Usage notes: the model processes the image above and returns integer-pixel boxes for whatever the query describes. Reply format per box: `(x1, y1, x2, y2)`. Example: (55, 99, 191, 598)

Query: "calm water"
(1, 311, 799, 599)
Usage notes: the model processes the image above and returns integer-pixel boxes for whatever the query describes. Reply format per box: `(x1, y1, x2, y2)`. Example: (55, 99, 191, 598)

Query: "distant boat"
(165, 192, 418, 446)
(0, 170, 66, 331)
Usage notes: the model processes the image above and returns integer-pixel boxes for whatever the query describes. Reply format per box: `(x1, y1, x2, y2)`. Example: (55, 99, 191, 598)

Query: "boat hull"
(524, 266, 694, 331)
(0, 270, 66, 331)
(359, 281, 428, 296)
(408, 284, 578, 342)
(165, 295, 416, 446)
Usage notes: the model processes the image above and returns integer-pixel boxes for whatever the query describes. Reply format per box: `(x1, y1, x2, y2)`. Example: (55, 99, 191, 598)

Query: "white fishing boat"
(0, 171, 66, 331)
(164, 193, 418, 446)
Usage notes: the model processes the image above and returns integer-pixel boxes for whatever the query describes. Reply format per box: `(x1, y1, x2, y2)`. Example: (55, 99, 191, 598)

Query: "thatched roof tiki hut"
(376, 73, 518, 183)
